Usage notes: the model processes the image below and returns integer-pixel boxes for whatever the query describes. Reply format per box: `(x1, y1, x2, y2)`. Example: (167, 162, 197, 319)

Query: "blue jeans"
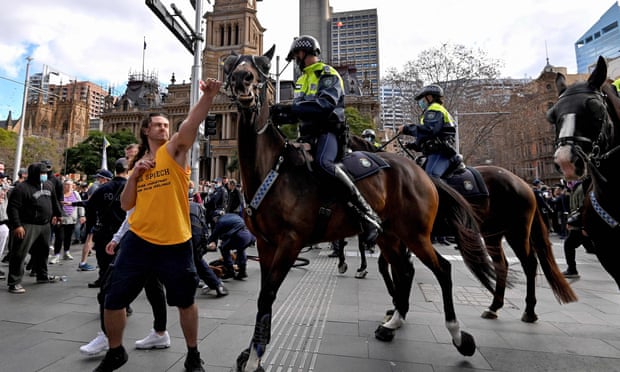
(425, 153, 451, 178)
(220, 229, 255, 271)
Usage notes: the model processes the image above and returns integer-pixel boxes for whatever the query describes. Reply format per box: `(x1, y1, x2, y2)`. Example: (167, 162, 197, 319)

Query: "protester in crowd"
(49, 179, 84, 264)
(6, 162, 63, 294)
(95, 78, 221, 372)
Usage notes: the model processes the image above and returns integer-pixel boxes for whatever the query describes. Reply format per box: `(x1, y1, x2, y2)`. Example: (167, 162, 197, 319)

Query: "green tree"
(65, 130, 137, 178)
(345, 107, 375, 136)
(0, 128, 64, 177)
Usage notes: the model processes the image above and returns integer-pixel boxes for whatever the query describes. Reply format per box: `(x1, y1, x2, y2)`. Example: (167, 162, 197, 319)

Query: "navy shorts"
(104, 231, 199, 310)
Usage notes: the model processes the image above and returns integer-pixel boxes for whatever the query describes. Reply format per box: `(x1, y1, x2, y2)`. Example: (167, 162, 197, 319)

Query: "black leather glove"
(270, 104, 296, 125)
(405, 142, 420, 151)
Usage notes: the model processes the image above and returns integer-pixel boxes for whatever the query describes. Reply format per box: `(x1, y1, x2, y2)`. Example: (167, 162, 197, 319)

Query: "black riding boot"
(334, 165, 382, 247)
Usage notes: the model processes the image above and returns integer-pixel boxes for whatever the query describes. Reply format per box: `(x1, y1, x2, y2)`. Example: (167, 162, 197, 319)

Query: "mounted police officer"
(270, 34, 381, 248)
(399, 84, 458, 178)
(362, 129, 381, 149)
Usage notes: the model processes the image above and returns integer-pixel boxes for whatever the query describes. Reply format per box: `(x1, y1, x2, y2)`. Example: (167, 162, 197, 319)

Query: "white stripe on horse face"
(559, 113, 576, 139)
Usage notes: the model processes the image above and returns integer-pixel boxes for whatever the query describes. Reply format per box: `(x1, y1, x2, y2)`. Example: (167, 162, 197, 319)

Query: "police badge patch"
(463, 180, 474, 191)
(360, 158, 371, 168)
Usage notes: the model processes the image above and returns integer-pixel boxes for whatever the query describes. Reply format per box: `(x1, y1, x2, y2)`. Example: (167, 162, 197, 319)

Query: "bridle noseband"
(225, 55, 272, 134)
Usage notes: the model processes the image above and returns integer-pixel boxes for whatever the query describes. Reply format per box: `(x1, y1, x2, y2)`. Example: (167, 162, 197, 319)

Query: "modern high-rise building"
(28, 65, 107, 119)
(330, 9, 380, 93)
(298, 0, 379, 94)
(574, 1, 620, 73)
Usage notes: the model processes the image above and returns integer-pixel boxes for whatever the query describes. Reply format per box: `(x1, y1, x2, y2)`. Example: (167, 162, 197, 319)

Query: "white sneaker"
(63, 252, 74, 260)
(135, 329, 171, 349)
(49, 255, 60, 264)
(80, 331, 109, 355)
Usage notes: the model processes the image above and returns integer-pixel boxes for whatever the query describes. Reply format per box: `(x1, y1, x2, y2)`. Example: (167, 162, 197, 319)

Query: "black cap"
(93, 169, 113, 180)
(115, 158, 129, 173)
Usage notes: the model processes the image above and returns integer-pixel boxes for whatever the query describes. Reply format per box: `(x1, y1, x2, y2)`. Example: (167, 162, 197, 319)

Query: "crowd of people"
(0, 34, 604, 371)
(0, 75, 257, 372)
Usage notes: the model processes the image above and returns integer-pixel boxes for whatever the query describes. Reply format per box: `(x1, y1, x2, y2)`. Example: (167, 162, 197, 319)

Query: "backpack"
(190, 201, 209, 255)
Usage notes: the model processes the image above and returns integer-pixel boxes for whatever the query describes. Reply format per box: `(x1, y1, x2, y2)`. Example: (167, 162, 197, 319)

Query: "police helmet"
(362, 129, 376, 139)
(414, 84, 444, 100)
(286, 35, 321, 62)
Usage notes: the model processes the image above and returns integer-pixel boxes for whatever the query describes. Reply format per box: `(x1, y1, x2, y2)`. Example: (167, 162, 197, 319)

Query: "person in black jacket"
(225, 179, 244, 216)
(204, 177, 228, 229)
(83, 161, 128, 288)
(6, 162, 62, 294)
(207, 213, 255, 280)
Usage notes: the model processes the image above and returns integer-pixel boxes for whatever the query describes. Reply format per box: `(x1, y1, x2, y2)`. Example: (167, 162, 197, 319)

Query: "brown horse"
(548, 55, 620, 290)
(349, 135, 577, 323)
(223, 46, 499, 371)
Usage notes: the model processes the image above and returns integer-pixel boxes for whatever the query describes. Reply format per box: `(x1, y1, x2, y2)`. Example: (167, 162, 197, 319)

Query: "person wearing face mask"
(268, 34, 382, 250)
(398, 84, 458, 178)
(6, 162, 63, 294)
(361, 129, 381, 148)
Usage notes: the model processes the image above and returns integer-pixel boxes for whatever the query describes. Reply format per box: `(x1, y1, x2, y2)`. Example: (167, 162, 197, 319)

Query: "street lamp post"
(13, 56, 33, 181)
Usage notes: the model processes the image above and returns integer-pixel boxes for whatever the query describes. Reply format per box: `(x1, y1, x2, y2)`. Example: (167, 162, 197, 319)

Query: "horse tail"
(431, 177, 498, 294)
(529, 207, 578, 303)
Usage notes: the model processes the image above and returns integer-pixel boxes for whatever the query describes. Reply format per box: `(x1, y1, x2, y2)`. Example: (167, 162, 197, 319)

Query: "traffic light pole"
(189, 0, 203, 187)
(146, 0, 205, 186)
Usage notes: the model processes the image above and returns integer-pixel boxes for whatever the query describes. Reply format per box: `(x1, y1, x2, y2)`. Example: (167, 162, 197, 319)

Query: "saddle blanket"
(445, 166, 489, 198)
(341, 151, 390, 182)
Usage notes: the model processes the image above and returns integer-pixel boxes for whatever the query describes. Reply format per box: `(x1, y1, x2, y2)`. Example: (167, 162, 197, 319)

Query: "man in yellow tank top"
(96, 78, 222, 372)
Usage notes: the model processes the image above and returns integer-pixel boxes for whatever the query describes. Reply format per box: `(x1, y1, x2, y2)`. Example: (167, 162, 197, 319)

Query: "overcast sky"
(0, 0, 616, 120)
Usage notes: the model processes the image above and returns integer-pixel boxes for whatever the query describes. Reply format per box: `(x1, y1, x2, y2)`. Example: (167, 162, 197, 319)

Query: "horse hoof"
(235, 348, 250, 372)
(338, 262, 348, 274)
(355, 269, 367, 279)
(374, 325, 395, 342)
(521, 312, 538, 323)
(481, 309, 498, 319)
(235, 348, 264, 372)
(453, 331, 476, 356)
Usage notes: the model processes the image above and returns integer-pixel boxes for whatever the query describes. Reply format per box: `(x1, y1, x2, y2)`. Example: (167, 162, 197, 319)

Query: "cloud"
(0, 0, 616, 119)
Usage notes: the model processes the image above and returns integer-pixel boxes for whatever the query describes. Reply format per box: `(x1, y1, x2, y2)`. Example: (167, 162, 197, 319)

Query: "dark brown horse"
(349, 135, 577, 323)
(547, 55, 620, 290)
(224, 46, 499, 371)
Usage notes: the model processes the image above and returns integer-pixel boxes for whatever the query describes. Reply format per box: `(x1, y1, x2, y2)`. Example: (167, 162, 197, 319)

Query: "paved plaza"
(1, 234, 619, 371)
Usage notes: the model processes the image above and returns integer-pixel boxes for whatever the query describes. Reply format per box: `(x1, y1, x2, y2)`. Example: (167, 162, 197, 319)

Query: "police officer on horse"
(399, 84, 459, 178)
(270, 34, 381, 248)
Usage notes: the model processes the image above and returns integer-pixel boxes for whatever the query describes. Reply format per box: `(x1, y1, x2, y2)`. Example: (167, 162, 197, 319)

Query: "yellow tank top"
(129, 143, 191, 245)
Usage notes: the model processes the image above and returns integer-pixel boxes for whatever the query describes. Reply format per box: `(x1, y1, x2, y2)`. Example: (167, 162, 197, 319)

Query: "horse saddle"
(341, 151, 390, 182)
(285, 142, 389, 181)
(444, 166, 489, 199)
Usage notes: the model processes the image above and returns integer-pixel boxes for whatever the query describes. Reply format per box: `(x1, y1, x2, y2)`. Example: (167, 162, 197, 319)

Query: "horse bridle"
(225, 55, 272, 134)
(553, 87, 616, 173)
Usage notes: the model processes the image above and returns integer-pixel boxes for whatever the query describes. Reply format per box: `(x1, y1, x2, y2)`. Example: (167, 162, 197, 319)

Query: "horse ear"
(555, 73, 567, 96)
(264, 45, 275, 61)
(587, 56, 607, 90)
(223, 54, 238, 75)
